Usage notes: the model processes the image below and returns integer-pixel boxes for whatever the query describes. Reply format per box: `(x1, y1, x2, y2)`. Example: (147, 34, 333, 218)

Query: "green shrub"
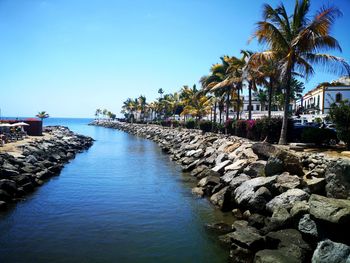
(160, 120, 171, 127)
(199, 120, 212, 133)
(212, 122, 224, 133)
(301, 127, 338, 145)
(235, 120, 247, 137)
(225, 119, 235, 135)
(171, 120, 180, 127)
(246, 120, 259, 140)
(329, 99, 350, 149)
(185, 118, 196, 129)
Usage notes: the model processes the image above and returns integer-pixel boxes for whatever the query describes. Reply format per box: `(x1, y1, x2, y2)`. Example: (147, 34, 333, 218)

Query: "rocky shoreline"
(0, 126, 93, 210)
(92, 120, 350, 263)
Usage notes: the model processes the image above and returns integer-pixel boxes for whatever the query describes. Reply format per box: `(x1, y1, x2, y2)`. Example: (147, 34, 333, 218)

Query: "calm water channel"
(0, 118, 230, 262)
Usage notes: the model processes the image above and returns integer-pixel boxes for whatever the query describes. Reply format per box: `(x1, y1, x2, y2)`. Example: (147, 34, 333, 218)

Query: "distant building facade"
(294, 76, 350, 115)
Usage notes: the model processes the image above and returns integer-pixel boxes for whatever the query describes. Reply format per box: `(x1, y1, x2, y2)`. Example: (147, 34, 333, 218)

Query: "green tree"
(252, 0, 350, 144)
(36, 111, 49, 122)
(329, 99, 350, 149)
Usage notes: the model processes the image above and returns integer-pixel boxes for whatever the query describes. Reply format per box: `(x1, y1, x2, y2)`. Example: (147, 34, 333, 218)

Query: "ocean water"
(0, 118, 230, 262)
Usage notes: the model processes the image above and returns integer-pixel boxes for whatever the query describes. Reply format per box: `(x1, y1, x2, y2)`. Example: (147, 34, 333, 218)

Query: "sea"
(0, 118, 230, 262)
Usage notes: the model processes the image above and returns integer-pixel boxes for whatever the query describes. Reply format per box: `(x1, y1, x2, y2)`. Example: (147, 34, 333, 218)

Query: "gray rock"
(275, 150, 304, 176)
(191, 187, 204, 197)
(309, 194, 350, 224)
(275, 172, 301, 192)
(234, 176, 277, 208)
(215, 152, 228, 164)
(230, 244, 254, 263)
(304, 176, 326, 194)
(210, 186, 230, 210)
(298, 214, 318, 239)
(198, 175, 220, 187)
(205, 222, 232, 234)
(270, 206, 292, 229)
(265, 157, 284, 176)
(255, 249, 300, 263)
(312, 239, 350, 263)
(251, 142, 278, 160)
(211, 160, 232, 174)
(249, 186, 272, 212)
(230, 226, 265, 251)
(243, 160, 266, 178)
(25, 155, 38, 164)
(230, 174, 251, 190)
(190, 165, 207, 177)
(290, 201, 310, 219)
(266, 229, 311, 262)
(325, 160, 350, 199)
(0, 179, 17, 196)
(266, 189, 310, 212)
(224, 159, 248, 172)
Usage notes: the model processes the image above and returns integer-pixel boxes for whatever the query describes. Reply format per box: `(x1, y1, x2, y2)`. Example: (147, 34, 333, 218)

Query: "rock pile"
(0, 126, 93, 210)
(93, 121, 350, 262)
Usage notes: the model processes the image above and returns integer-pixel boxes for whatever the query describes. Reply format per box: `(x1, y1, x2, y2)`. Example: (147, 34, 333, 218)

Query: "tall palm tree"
(95, 109, 102, 120)
(36, 111, 49, 122)
(252, 0, 350, 144)
(137, 95, 147, 121)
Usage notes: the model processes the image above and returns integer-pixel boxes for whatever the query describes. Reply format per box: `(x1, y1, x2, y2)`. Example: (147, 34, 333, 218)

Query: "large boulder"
(230, 226, 265, 251)
(211, 160, 232, 174)
(221, 170, 239, 184)
(251, 142, 278, 160)
(210, 186, 231, 210)
(274, 172, 301, 193)
(198, 175, 220, 187)
(230, 174, 251, 190)
(224, 159, 247, 173)
(325, 160, 350, 199)
(312, 239, 350, 263)
(255, 249, 300, 263)
(298, 214, 318, 240)
(266, 189, 310, 212)
(265, 229, 311, 263)
(243, 160, 266, 178)
(265, 157, 284, 176)
(234, 176, 277, 210)
(275, 150, 304, 176)
(309, 194, 350, 224)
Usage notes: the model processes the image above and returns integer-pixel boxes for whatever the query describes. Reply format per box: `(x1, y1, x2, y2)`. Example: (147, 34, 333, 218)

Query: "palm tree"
(95, 109, 102, 120)
(256, 89, 268, 111)
(36, 111, 49, 122)
(137, 95, 147, 121)
(252, 0, 350, 144)
(181, 94, 212, 120)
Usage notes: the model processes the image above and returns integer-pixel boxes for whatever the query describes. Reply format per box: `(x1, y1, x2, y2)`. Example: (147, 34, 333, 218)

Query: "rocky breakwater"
(0, 126, 93, 210)
(93, 120, 350, 263)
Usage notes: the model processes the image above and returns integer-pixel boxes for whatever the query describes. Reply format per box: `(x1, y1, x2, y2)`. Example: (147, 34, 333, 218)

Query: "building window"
(256, 105, 260, 111)
(317, 95, 320, 106)
(336, 92, 342, 102)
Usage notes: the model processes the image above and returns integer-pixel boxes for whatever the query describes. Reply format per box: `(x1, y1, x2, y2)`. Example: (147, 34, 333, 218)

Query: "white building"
(294, 76, 350, 115)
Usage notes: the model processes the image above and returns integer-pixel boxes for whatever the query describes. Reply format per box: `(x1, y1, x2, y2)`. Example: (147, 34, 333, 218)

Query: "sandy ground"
(302, 148, 350, 159)
(0, 133, 52, 157)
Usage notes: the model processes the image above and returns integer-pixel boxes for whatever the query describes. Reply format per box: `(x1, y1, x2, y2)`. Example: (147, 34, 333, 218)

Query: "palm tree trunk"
(226, 92, 230, 121)
(236, 86, 240, 120)
(213, 101, 217, 123)
(268, 77, 273, 119)
(278, 70, 292, 145)
(248, 81, 252, 120)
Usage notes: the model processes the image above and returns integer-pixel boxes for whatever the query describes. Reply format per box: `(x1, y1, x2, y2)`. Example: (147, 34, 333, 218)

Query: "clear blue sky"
(1, 0, 349, 118)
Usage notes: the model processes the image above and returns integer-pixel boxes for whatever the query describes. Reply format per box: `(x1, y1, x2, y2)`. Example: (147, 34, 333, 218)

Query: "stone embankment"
(0, 126, 93, 210)
(92, 120, 350, 263)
